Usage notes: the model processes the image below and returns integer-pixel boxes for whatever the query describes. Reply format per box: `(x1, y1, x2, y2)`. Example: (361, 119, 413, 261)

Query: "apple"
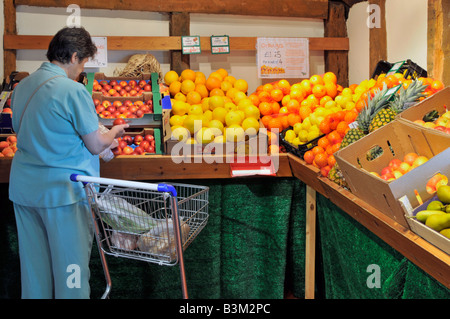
(134, 135, 144, 145)
(411, 155, 429, 169)
(442, 111, 450, 120)
(398, 162, 411, 174)
(123, 100, 133, 108)
(435, 117, 449, 127)
(93, 98, 101, 106)
(122, 135, 133, 145)
(128, 105, 138, 114)
(113, 118, 127, 126)
(128, 80, 137, 88)
(445, 127, 450, 134)
(124, 85, 132, 92)
(369, 171, 381, 178)
(144, 134, 155, 143)
(117, 105, 127, 114)
(101, 111, 111, 118)
(129, 89, 138, 96)
(147, 145, 155, 153)
(138, 80, 147, 88)
(380, 166, 393, 176)
(111, 111, 121, 118)
(140, 140, 150, 150)
(434, 126, 446, 132)
(102, 100, 112, 108)
(392, 170, 403, 179)
(388, 158, 402, 170)
(143, 84, 152, 92)
(111, 147, 122, 156)
(140, 105, 151, 113)
(133, 146, 144, 155)
(118, 140, 127, 149)
(122, 146, 134, 155)
(96, 105, 105, 114)
(109, 80, 118, 87)
(136, 109, 144, 118)
(106, 106, 116, 114)
(113, 100, 123, 108)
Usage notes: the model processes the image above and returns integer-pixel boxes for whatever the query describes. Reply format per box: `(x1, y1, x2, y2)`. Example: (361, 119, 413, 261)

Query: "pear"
(437, 185, 450, 204)
(425, 213, 450, 232)
(426, 200, 445, 211)
(440, 228, 450, 239)
(415, 210, 446, 223)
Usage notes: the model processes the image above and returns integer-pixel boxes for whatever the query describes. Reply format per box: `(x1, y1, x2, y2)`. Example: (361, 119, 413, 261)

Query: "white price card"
(256, 37, 309, 79)
(85, 37, 107, 68)
(182, 36, 201, 54)
(211, 35, 230, 54)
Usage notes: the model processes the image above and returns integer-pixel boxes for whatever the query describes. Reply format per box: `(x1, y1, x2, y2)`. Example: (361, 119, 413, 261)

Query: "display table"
(0, 153, 449, 298)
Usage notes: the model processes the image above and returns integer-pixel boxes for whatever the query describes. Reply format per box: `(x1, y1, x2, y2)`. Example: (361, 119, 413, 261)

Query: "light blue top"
(9, 62, 99, 208)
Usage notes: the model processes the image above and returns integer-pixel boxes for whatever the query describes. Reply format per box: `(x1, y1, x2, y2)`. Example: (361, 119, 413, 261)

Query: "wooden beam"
(4, 35, 349, 51)
(169, 12, 190, 74)
(368, 0, 387, 76)
(324, 1, 349, 87)
(3, 0, 17, 78)
(14, 0, 329, 19)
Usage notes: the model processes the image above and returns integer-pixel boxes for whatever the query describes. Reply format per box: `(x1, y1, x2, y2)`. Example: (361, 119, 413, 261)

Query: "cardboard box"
(399, 195, 450, 255)
(398, 86, 450, 136)
(334, 120, 450, 227)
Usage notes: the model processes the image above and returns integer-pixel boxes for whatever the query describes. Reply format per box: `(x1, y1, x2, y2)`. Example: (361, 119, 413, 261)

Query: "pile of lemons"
(164, 68, 260, 145)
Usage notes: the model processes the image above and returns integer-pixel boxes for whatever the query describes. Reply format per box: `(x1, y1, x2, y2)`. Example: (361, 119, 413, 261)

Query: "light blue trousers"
(13, 201, 94, 299)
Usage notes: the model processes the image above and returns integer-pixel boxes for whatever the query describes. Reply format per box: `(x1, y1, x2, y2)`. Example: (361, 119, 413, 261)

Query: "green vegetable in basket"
(95, 195, 157, 233)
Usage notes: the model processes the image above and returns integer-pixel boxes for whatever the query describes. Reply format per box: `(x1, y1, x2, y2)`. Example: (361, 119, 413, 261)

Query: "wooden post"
(324, 1, 349, 87)
(368, 0, 387, 76)
(305, 185, 317, 299)
(3, 0, 17, 78)
(427, 0, 450, 84)
(169, 12, 190, 74)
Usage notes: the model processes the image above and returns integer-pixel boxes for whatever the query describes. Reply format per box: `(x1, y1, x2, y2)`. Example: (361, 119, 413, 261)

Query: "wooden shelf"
(3, 35, 349, 52)
(288, 153, 450, 289)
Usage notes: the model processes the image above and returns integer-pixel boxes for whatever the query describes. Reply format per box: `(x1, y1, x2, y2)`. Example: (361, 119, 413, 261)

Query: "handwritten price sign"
(85, 37, 107, 68)
(256, 38, 309, 79)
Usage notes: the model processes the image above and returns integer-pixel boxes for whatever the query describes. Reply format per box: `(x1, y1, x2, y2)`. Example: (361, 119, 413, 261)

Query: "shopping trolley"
(70, 174, 209, 299)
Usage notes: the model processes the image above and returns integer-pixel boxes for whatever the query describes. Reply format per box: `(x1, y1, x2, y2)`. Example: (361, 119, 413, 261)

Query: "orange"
(286, 99, 300, 113)
(258, 90, 273, 103)
(310, 74, 325, 86)
(319, 118, 331, 134)
(277, 79, 291, 94)
(323, 72, 337, 84)
(336, 121, 349, 137)
(355, 98, 367, 112)
(186, 91, 202, 105)
(318, 136, 330, 149)
(209, 87, 225, 97)
(262, 83, 274, 93)
(331, 143, 341, 154)
(248, 94, 260, 106)
(303, 150, 315, 164)
(290, 88, 305, 103)
(306, 94, 319, 109)
(267, 130, 278, 145)
(299, 105, 312, 120)
(334, 111, 345, 122)
(216, 68, 228, 79)
(319, 95, 333, 107)
(271, 101, 281, 114)
(261, 115, 273, 128)
(279, 115, 289, 130)
(287, 113, 301, 127)
(195, 84, 209, 99)
(300, 79, 312, 96)
(281, 94, 291, 106)
(180, 69, 196, 82)
(327, 154, 336, 167)
(327, 130, 342, 145)
(312, 146, 325, 156)
(324, 82, 338, 99)
(312, 84, 327, 98)
(431, 80, 444, 92)
(205, 77, 221, 91)
(267, 117, 284, 132)
(259, 102, 273, 116)
(320, 165, 331, 177)
(270, 88, 284, 102)
(344, 109, 358, 123)
(314, 152, 329, 168)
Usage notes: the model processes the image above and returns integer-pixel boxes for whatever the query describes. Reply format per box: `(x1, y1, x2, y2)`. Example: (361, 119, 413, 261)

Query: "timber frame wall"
(3, 0, 349, 86)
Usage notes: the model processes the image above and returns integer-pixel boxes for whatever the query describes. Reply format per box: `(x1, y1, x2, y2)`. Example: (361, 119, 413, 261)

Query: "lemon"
(226, 87, 239, 100)
(224, 75, 236, 85)
(183, 114, 203, 134)
(203, 110, 213, 121)
(170, 114, 184, 127)
(307, 130, 320, 141)
(243, 105, 260, 120)
(171, 126, 190, 142)
(164, 70, 179, 85)
(173, 92, 186, 102)
(226, 124, 245, 143)
(195, 127, 216, 144)
(181, 79, 195, 95)
(201, 114, 210, 127)
(188, 104, 203, 116)
(213, 135, 226, 143)
(212, 107, 228, 124)
(172, 100, 189, 116)
(221, 80, 233, 92)
(242, 117, 260, 136)
(292, 137, 301, 146)
(293, 122, 302, 135)
(237, 98, 253, 110)
(224, 102, 237, 112)
(209, 95, 225, 110)
(284, 129, 296, 143)
(298, 130, 309, 142)
(201, 97, 210, 112)
(225, 110, 243, 126)
(234, 79, 248, 93)
(208, 119, 224, 135)
(233, 91, 247, 104)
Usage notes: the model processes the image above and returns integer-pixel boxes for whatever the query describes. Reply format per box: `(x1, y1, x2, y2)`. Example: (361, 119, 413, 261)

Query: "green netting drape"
(316, 193, 450, 299)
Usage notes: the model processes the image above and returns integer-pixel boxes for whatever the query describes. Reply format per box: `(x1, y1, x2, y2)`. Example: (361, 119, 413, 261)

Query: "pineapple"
(340, 83, 390, 149)
(369, 79, 428, 132)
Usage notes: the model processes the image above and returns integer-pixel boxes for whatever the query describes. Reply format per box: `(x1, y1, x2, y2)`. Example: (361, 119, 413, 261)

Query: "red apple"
(140, 140, 150, 150)
(133, 146, 144, 155)
(106, 106, 116, 114)
(445, 127, 450, 134)
(138, 80, 147, 88)
(128, 80, 137, 88)
(124, 85, 132, 92)
(118, 140, 128, 149)
(134, 134, 144, 145)
(143, 84, 152, 92)
(398, 162, 411, 174)
(135, 109, 144, 118)
(147, 145, 155, 153)
(101, 110, 111, 118)
(128, 105, 138, 114)
(111, 111, 121, 118)
(123, 100, 133, 107)
(434, 126, 446, 132)
(119, 80, 128, 87)
(122, 146, 134, 155)
(380, 166, 393, 176)
(96, 105, 105, 114)
(109, 80, 118, 87)
(122, 135, 133, 145)
(111, 147, 122, 156)
(113, 100, 123, 108)
(113, 118, 127, 126)
(93, 98, 101, 106)
(388, 158, 402, 170)
(7, 135, 17, 144)
(119, 89, 127, 96)
(102, 100, 112, 108)
(129, 89, 138, 96)
(144, 134, 155, 142)
(118, 105, 128, 114)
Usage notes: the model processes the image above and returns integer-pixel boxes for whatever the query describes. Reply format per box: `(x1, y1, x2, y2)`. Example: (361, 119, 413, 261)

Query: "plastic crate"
(279, 126, 324, 158)
(371, 59, 427, 80)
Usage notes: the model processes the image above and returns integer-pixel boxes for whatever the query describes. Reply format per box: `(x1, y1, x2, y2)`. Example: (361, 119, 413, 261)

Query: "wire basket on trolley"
(70, 174, 209, 299)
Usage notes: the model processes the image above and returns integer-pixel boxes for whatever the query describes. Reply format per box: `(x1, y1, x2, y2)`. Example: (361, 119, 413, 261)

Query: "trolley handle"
(70, 174, 177, 196)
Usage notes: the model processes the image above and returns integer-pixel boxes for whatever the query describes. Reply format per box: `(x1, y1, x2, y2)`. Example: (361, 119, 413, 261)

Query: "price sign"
(182, 36, 201, 54)
(211, 35, 230, 54)
(257, 38, 309, 79)
(85, 37, 107, 68)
